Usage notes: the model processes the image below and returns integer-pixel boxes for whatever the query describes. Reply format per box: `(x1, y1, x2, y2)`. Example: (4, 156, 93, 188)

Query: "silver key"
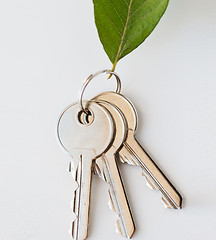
(92, 92, 183, 209)
(57, 101, 115, 240)
(92, 100, 135, 238)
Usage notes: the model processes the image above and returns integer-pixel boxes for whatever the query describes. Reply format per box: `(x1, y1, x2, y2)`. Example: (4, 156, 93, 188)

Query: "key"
(57, 101, 115, 240)
(92, 92, 183, 209)
(91, 100, 135, 238)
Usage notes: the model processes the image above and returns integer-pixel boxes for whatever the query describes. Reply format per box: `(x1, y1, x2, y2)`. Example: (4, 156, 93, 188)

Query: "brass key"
(93, 92, 183, 209)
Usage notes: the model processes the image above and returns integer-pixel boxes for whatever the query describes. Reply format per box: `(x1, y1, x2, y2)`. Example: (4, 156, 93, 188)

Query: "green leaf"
(93, 0, 169, 70)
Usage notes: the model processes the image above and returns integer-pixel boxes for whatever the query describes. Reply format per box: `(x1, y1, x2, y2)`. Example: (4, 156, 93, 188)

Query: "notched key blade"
(94, 156, 135, 239)
(97, 172, 131, 238)
(71, 159, 83, 240)
(161, 197, 172, 209)
(108, 187, 134, 239)
(108, 190, 115, 212)
(121, 137, 183, 210)
(145, 176, 156, 190)
(119, 146, 136, 165)
(70, 151, 94, 240)
(161, 195, 182, 210)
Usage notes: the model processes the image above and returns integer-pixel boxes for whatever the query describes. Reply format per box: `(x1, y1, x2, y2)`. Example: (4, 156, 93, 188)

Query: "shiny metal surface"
(92, 92, 183, 209)
(92, 100, 135, 238)
(78, 70, 121, 114)
(57, 101, 115, 240)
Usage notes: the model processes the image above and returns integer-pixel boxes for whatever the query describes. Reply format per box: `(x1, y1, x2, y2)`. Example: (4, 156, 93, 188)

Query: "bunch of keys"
(57, 70, 183, 240)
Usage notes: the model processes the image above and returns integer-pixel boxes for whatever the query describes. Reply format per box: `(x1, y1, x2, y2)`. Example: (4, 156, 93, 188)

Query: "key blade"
(70, 150, 94, 240)
(120, 131, 182, 209)
(95, 155, 135, 239)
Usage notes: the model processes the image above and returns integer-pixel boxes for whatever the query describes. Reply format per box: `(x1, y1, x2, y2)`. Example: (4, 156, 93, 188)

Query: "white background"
(0, 0, 216, 239)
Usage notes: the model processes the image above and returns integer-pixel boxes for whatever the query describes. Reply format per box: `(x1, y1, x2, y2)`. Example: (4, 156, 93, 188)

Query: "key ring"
(78, 69, 121, 114)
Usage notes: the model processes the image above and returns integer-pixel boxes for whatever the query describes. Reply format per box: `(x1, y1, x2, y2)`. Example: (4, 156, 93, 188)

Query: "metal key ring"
(78, 69, 121, 114)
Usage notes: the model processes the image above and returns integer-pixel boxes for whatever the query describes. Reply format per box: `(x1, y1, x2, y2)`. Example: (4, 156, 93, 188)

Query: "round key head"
(92, 92, 138, 132)
(95, 100, 127, 151)
(57, 101, 115, 157)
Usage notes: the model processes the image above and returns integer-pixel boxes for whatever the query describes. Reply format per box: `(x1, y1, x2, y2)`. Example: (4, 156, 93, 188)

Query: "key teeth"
(120, 154, 134, 165)
(107, 188, 117, 213)
(161, 197, 172, 209)
(107, 189, 126, 238)
(92, 161, 100, 175)
(71, 205, 78, 240)
(71, 204, 88, 240)
(70, 178, 81, 239)
(108, 189, 133, 239)
(119, 155, 127, 164)
(116, 219, 127, 238)
(145, 176, 156, 190)
(116, 219, 134, 239)
(93, 159, 107, 181)
(108, 198, 115, 212)
(162, 196, 182, 210)
(116, 220, 122, 235)
(119, 147, 135, 165)
(120, 146, 138, 165)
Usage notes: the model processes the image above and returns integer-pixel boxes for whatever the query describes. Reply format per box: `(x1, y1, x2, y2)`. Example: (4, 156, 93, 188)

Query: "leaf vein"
(128, 0, 166, 29)
(130, 0, 149, 18)
(109, 0, 125, 26)
(120, 0, 166, 55)
(111, 0, 133, 69)
(101, 5, 122, 37)
(122, 0, 129, 7)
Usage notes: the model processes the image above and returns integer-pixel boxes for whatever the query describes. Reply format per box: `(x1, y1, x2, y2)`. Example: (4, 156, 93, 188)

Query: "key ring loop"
(78, 69, 121, 114)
